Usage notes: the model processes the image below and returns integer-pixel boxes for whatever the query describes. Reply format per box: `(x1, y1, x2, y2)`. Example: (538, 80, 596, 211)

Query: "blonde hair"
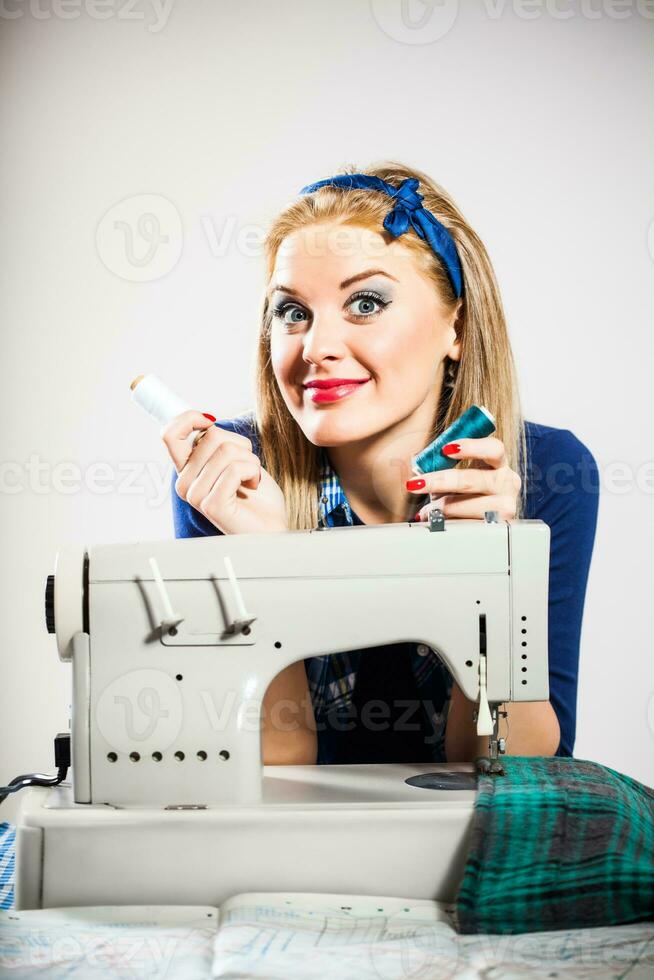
(254, 160, 527, 529)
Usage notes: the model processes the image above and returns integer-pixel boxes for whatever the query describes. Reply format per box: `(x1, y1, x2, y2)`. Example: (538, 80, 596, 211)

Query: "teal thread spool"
(411, 404, 496, 476)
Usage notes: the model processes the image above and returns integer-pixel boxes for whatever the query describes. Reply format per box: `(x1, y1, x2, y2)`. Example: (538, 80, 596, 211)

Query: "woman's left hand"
(406, 437, 521, 522)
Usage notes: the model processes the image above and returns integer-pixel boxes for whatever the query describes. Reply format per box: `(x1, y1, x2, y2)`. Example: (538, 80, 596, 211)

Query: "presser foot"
(474, 705, 507, 777)
(475, 756, 505, 777)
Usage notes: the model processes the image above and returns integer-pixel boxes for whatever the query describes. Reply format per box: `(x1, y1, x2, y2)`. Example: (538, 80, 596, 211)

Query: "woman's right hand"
(162, 410, 288, 534)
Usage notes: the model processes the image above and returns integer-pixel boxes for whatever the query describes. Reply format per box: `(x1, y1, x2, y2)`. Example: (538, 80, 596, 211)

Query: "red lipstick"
(304, 377, 370, 404)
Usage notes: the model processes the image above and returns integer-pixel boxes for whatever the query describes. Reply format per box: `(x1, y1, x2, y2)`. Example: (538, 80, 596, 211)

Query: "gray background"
(1, 0, 653, 822)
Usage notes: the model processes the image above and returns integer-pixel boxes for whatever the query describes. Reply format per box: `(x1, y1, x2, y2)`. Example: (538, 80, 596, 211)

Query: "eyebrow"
(266, 268, 399, 300)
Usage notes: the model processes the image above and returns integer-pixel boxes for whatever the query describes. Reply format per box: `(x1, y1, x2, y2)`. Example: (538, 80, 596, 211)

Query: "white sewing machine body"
(15, 517, 550, 909)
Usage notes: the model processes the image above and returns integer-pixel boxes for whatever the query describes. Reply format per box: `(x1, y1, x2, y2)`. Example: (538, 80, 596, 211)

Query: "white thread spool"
(130, 373, 212, 448)
(130, 373, 191, 426)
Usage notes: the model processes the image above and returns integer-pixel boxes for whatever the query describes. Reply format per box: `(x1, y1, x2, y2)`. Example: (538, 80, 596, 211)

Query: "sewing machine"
(14, 514, 550, 910)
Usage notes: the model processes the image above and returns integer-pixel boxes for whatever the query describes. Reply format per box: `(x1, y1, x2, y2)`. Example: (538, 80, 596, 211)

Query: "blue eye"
(348, 290, 390, 318)
(271, 302, 307, 326)
(271, 289, 391, 328)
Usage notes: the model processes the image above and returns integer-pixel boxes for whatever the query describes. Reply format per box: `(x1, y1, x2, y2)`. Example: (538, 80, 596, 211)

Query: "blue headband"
(298, 173, 463, 299)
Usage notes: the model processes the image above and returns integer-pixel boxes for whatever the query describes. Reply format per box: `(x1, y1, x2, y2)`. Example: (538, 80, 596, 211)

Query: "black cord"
(0, 768, 68, 806)
(0, 733, 70, 807)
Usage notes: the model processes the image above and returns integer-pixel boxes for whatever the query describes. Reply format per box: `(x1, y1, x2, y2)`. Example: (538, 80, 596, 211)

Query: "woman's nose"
(301, 315, 347, 365)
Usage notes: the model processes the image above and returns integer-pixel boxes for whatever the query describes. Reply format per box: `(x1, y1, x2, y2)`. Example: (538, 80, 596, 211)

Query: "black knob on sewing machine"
(44, 574, 55, 634)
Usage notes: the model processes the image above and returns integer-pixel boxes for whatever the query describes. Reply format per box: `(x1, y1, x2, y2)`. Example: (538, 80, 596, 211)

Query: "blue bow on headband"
(298, 173, 463, 299)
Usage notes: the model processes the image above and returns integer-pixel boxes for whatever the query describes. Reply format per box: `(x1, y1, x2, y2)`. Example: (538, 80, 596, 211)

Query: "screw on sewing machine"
(428, 507, 445, 532)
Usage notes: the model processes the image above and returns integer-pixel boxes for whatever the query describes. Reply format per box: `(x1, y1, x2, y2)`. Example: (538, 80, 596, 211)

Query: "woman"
(165, 162, 599, 768)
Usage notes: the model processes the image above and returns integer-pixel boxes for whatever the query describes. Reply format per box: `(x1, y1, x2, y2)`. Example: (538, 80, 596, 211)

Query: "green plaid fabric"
(455, 756, 654, 935)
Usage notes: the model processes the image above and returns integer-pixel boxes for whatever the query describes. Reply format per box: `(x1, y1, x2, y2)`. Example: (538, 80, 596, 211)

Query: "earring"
(444, 357, 458, 390)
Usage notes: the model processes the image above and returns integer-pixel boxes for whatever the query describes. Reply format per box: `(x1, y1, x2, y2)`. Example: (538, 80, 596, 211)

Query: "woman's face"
(268, 222, 461, 448)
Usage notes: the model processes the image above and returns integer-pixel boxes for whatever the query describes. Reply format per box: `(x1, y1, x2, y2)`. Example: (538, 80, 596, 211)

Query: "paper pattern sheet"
(0, 905, 217, 980)
(2, 897, 653, 979)
(211, 893, 654, 980)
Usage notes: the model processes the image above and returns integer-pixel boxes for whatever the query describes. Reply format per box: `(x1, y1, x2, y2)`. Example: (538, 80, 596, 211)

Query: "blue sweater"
(171, 417, 599, 759)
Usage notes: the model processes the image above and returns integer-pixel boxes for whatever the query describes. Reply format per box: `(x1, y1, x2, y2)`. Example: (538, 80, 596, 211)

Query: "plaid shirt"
(308, 447, 453, 761)
(455, 756, 654, 934)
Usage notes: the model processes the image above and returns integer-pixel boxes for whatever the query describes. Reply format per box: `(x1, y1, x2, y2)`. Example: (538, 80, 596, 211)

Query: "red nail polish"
(203, 413, 216, 422)
(442, 443, 460, 456)
(406, 478, 426, 490)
